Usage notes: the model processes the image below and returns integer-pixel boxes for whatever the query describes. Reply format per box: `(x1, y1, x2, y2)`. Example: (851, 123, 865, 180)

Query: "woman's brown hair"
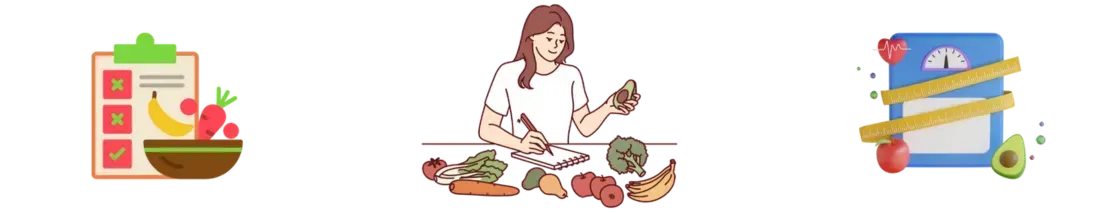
(514, 5, 574, 90)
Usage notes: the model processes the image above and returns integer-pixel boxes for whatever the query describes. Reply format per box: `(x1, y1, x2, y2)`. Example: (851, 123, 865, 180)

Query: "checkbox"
(103, 140, 131, 169)
(103, 70, 132, 99)
(102, 105, 132, 134)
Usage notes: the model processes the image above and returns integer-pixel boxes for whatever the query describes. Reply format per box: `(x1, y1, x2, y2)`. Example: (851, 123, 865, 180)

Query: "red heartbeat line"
(874, 42, 911, 59)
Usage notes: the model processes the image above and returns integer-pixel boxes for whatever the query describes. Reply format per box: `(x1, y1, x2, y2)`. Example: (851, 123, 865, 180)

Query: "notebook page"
(513, 146, 588, 166)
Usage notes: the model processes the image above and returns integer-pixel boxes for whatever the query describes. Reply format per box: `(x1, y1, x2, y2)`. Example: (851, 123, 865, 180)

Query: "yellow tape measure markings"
(859, 91, 1014, 142)
(881, 57, 1021, 105)
(859, 57, 1021, 143)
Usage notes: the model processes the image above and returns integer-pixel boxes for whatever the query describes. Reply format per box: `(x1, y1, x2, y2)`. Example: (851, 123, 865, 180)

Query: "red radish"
(180, 98, 197, 115)
(596, 185, 623, 208)
(592, 175, 618, 198)
(197, 103, 229, 139)
(570, 170, 596, 198)
(423, 155, 449, 183)
(223, 123, 239, 139)
(876, 138, 910, 174)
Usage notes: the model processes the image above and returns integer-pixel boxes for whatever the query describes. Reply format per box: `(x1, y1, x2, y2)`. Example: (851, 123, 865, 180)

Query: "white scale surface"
(902, 97, 991, 154)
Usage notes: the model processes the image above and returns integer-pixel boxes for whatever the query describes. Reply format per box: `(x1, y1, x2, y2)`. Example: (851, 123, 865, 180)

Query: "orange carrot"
(449, 180, 520, 196)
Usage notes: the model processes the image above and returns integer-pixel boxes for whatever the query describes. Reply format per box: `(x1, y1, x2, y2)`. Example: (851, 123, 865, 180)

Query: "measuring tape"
(859, 57, 1021, 143)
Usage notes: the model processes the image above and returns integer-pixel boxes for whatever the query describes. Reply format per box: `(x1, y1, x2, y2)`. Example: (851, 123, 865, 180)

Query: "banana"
(631, 160, 671, 187)
(629, 163, 674, 194)
(631, 163, 671, 186)
(148, 91, 194, 137)
(628, 173, 674, 202)
(627, 159, 676, 202)
(631, 163, 671, 193)
(627, 170, 666, 192)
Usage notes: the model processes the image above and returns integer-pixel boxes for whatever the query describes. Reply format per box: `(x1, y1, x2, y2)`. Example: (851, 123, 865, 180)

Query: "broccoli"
(607, 136, 649, 177)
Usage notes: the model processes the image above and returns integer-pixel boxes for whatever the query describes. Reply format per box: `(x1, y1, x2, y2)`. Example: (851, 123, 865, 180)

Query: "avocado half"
(991, 134, 1026, 179)
(612, 80, 637, 108)
(145, 139, 243, 179)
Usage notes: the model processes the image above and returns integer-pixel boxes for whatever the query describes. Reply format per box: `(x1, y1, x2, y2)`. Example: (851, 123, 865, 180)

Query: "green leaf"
(458, 150, 503, 177)
(875, 139, 891, 147)
(479, 160, 506, 183)
(212, 84, 239, 108)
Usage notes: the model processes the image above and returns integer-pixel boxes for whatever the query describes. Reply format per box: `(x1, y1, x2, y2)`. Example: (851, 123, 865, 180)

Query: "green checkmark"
(109, 147, 126, 161)
(111, 113, 124, 126)
(111, 78, 124, 91)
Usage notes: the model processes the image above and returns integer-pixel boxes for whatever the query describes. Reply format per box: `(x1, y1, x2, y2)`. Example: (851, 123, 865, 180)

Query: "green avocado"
(612, 80, 637, 108)
(991, 134, 1026, 179)
(522, 167, 546, 190)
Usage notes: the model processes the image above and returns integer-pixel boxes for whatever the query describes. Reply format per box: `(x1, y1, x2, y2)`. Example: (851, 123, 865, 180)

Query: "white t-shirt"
(485, 60, 589, 144)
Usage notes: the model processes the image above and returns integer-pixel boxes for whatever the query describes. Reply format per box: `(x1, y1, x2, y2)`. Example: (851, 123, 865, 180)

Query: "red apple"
(600, 184, 624, 208)
(877, 138, 910, 173)
(592, 174, 618, 199)
(571, 172, 596, 197)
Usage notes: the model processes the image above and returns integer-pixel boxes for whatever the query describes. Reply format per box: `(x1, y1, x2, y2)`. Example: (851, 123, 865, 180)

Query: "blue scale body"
(888, 33, 1004, 167)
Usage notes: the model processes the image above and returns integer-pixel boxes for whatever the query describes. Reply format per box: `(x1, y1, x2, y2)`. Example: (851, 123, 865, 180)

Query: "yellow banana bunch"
(626, 159, 676, 202)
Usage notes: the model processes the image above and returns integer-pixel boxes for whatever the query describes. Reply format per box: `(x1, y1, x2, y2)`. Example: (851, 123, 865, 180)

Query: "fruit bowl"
(144, 139, 243, 179)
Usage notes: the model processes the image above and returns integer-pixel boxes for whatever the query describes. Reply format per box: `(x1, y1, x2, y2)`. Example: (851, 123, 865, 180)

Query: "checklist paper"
(91, 36, 199, 178)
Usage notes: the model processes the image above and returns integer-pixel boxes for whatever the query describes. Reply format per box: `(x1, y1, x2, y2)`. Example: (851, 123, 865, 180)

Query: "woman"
(479, 5, 641, 154)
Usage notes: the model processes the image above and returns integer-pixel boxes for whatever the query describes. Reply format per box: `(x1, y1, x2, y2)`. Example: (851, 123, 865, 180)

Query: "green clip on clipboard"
(111, 31, 176, 63)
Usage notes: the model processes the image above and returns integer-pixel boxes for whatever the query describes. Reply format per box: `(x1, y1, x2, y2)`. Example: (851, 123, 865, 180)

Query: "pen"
(518, 113, 553, 156)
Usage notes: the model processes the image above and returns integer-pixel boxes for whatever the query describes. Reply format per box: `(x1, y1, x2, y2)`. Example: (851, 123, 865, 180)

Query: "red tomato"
(877, 138, 910, 173)
(422, 158, 447, 180)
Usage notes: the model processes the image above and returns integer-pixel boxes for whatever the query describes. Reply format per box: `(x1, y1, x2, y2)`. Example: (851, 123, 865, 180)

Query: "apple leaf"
(875, 139, 892, 147)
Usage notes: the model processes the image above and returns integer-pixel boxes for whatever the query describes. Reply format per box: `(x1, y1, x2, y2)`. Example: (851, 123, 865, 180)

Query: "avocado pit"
(615, 90, 629, 104)
(999, 150, 1018, 168)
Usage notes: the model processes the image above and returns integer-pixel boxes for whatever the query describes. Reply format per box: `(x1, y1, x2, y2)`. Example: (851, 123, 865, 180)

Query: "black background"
(81, 5, 1092, 204)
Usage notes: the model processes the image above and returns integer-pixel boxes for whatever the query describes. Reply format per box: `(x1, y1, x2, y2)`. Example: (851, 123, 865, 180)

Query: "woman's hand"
(604, 92, 641, 115)
(518, 130, 548, 154)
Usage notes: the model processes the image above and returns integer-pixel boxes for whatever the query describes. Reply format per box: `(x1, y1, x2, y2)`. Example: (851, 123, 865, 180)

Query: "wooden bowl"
(144, 139, 243, 179)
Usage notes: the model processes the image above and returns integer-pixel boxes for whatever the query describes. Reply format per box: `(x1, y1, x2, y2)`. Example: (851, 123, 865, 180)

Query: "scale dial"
(922, 46, 969, 71)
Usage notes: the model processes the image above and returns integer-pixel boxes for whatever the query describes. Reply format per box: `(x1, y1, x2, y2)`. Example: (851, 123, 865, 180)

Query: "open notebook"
(511, 146, 590, 170)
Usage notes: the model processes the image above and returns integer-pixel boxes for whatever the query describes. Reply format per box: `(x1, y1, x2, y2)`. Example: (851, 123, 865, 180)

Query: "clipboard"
(888, 33, 1004, 167)
(91, 33, 199, 179)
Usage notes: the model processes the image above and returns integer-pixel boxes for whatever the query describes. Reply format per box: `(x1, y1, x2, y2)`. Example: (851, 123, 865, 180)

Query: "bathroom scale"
(888, 33, 1004, 167)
